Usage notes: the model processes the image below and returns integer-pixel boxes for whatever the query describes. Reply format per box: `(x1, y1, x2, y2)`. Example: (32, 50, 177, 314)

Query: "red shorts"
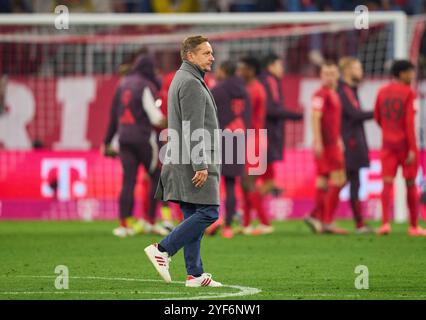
(315, 145, 344, 176)
(380, 148, 418, 179)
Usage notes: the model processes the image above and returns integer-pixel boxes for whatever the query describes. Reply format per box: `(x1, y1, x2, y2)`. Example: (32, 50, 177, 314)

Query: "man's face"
(236, 62, 253, 82)
(400, 69, 415, 85)
(268, 59, 284, 78)
(215, 66, 226, 81)
(320, 65, 339, 88)
(187, 42, 215, 72)
(349, 61, 363, 84)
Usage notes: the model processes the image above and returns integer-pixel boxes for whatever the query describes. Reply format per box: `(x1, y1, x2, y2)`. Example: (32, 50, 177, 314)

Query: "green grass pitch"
(0, 220, 425, 300)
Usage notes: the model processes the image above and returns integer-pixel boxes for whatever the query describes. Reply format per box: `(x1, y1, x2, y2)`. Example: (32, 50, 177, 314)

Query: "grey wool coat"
(155, 61, 221, 205)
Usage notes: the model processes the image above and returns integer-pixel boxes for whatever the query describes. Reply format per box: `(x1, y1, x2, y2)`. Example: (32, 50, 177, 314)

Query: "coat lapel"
(180, 61, 218, 113)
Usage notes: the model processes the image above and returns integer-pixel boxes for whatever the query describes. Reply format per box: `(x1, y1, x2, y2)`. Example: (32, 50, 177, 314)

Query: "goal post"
(0, 11, 409, 59)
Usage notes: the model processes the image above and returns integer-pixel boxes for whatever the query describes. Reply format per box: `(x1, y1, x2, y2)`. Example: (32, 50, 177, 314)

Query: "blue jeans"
(159, 202, 219, 276)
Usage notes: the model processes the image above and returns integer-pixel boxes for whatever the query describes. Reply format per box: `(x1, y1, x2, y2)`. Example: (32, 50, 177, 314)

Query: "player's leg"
(347, 168, 372, 232)
(378, 148, 398, 235)
(403, 152, 426, 236)
(115, 143, 139, 237)
(259, 161, 283, 196)
(222, 176, 236, 238)
(137, 139, 170, 236)
(322, 169, 347, 234)
(241, 174, 254, 233)
(304, 175, 327, 234)
(251, 164, 273, 235)
(147, 167, 170, 236)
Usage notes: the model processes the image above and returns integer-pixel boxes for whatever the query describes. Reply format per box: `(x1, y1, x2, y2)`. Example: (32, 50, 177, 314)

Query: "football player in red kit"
(305, 61, 348, 234)
(374, 60, 426, 236)
(237, 56, 272, 235)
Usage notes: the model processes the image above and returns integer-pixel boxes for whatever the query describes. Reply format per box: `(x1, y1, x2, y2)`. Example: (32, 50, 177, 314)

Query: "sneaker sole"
(144, 246, 171, 283)
(185, 282, 201, 287)
(185, 282, 223, 288)
(304, 218, 321, 234)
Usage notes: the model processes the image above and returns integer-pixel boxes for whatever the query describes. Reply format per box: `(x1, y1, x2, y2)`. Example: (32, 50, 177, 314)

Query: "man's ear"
(186, 51, 193, 62)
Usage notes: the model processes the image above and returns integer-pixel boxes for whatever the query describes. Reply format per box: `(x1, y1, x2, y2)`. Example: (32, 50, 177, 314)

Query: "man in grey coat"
(144, 36, 222, 287)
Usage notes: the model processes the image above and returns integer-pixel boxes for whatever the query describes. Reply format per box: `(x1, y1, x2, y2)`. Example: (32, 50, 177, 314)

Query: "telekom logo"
(41, 159, 87, 201)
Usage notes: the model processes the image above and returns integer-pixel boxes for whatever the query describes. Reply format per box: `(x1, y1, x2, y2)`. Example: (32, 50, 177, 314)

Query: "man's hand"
(192, 169, 208, 188)
(314, 140, 323, 159)
(101, 144, 118, 158)
(405, 150, 416, 165)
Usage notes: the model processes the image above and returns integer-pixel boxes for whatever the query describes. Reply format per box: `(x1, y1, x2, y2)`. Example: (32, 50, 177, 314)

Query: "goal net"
(0, 12, 424, 221)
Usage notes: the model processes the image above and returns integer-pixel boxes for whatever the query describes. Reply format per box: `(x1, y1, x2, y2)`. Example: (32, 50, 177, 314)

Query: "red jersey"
(312, 86, 342, 146)
(159, 72, 176, 116)
(246, 79, 266, 130)
(374, 82, 417, 151)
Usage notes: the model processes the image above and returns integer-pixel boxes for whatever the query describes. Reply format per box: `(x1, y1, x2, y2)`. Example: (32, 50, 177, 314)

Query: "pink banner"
(1, 150, 425, 221)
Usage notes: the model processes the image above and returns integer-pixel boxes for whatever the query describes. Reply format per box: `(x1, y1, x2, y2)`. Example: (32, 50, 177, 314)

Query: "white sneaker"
(162, 221, 175, 233)
(152, 223, 171, 236)
(304, 216, 322, 234)
(252, 224, 274, 235)
(185, 273, 222, 287)
(144, 243, 171, 283)
(143, 222, 154, 234)
(130, 219, 147, 234)
(112, 226, 135, 238)
(241, 225, 255, 235)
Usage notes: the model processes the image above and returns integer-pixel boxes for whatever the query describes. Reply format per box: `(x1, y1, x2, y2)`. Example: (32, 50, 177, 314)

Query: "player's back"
(374, 82, 416, 150)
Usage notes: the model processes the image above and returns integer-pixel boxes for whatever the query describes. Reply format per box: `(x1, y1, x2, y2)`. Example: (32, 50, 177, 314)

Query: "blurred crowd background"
(0, 0, 425, 15)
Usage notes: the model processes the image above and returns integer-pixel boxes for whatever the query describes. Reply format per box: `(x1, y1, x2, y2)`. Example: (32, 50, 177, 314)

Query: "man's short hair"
(262, 53, 280, 68)
(390, 60, 415, 78)
(180, 35, 209, 61)
(320, 60, 338, 70)
(219, 60, 237, 77)
(338, 56, 360, 73)
(240, 56, 261, 76)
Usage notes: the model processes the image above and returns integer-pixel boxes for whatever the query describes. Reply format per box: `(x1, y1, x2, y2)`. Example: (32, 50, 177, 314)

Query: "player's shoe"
(408, 226, 426, 237)
(152, 223, 171, 236)
(205, 218, 222, 236)
(112, 226, 135, 238)
(144, 243, 171, 283)
(304, 215, 322, 234)
(129, 219, 147, 234)
(322, 224, 348, 235)
(252, 224, 274, 235)
(376, 223, 391, 235)
(162, 221, 175, 233)
(185, 273, 223, 287)
(355, 225, 375, 234)
(239, 225, 255, 235)
(221, 226, 234, 239)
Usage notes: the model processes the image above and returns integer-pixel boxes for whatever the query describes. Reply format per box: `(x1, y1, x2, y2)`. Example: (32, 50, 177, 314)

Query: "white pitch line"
(0, 275, 262, 300)
(0, 291, 189, 295)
